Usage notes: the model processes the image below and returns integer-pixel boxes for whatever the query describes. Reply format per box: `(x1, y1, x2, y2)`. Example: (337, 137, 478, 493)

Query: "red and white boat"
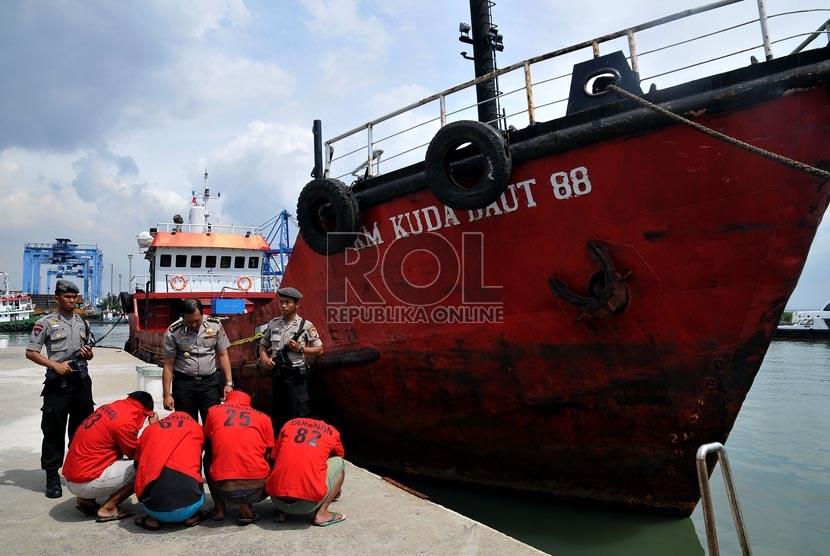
(0, 272, 37, 332)
(126, 1, 830, 515)
(124, 178, 275, 361)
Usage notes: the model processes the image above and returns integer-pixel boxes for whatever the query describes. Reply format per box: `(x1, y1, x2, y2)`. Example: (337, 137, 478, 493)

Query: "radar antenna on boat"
(189, 169, 221, 232)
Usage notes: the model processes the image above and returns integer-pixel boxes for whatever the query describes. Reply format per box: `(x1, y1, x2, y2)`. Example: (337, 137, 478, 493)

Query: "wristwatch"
(225, 381, 234, 387)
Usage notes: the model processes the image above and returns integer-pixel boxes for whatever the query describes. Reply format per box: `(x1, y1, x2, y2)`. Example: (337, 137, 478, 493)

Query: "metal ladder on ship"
(697, 442, 753, 555)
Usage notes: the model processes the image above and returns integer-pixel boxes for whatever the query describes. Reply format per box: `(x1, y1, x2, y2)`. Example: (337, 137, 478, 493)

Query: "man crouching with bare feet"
(266, 417, 346, 527)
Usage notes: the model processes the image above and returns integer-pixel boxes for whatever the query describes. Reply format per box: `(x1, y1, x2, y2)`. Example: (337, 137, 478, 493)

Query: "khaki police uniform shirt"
(163, 317, 230, 377)
(26, 312, 92, 362)
(259, 315, 322, 367)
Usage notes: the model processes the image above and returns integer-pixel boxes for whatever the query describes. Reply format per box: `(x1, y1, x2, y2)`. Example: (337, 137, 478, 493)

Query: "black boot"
(45, 471, 62, 499)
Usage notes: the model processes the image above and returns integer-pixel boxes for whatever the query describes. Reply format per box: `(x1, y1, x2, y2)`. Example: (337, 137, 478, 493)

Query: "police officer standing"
(162, 299, 233, 424)
(25, 279, 95, 499)
(258, 287, 323, 431)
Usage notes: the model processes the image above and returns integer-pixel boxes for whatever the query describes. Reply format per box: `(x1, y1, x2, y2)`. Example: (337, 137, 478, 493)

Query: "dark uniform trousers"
(271, 364, 312, 432)
(40, 373, 94, 471)
(172, 371, 222, 424)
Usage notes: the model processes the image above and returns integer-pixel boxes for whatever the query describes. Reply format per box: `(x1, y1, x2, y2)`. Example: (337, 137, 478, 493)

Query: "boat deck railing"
(134, 272, 281, 294)
(323, 0, 830, 182)
(154, 222, 264, 236)
(0, 301, 35, 312)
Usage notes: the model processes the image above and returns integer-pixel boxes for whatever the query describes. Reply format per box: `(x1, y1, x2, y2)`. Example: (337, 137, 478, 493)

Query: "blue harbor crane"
(259, 210, 297, 292)
(22, 238, 104, 304)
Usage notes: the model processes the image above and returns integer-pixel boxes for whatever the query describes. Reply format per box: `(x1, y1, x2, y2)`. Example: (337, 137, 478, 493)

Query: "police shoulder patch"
(206, 316, 221, 324)
(309, 325, 319, 338)
(167, 320, 183, 332)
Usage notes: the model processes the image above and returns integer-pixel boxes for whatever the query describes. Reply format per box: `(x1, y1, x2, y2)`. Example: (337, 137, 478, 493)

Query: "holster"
(44, 369, 67, 391)
(274, 363, 311, 384)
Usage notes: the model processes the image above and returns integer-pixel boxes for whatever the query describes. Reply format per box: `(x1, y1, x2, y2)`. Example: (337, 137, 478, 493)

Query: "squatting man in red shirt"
(267, 416, 346, 527)
(203, 389, 274, 525)
(61, 391, 157, 521)
(133, 411, 207, 530)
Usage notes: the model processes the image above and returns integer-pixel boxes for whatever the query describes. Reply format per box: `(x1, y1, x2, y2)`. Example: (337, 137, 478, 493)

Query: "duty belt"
(274, 362, 309, 377)
(175, 372, 216, 381)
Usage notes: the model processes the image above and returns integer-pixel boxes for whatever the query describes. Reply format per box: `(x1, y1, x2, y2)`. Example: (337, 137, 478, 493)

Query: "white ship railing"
(323, 0, 830, 182)
(154, 223, 264, 236)
(0, 302, 35, 312)
(133, 273, 280, 294)
(132, 273, 277, 295)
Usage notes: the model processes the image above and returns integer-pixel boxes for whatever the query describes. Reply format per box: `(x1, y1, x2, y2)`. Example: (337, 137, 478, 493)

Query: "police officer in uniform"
(258, 287, 323, 431)
(162, 299, 233, 424)
(25, 279, 95, 498)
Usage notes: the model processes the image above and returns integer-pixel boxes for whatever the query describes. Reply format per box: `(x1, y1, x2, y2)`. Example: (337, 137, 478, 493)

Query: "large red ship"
(124, 1, 830, 515)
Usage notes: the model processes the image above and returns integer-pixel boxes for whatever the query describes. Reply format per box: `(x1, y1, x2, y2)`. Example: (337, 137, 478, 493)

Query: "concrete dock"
(0, 343, 548, 556)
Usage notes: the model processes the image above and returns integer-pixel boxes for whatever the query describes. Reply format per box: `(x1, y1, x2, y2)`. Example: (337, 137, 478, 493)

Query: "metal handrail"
(155, 223, 264, 236)
(322, 0, 825, 182)
(696, 442, 753, 556)
(324, 0, 742, 178)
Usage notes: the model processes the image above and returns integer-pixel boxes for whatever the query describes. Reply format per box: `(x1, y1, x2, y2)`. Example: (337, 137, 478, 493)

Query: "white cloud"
(300, 0, 393, 92)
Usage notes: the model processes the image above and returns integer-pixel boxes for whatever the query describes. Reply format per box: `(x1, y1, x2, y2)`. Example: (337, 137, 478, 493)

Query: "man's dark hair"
(181, 298, 203, 315)
(128, 391, 154, 411)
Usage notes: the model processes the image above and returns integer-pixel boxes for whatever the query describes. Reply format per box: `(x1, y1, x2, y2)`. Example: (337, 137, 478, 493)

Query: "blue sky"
(0, 0, 827, 308)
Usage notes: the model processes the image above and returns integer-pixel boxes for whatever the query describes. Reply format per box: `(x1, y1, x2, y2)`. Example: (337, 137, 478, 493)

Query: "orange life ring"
(169, 275, 188, 291)
(237, 275, 253, 291)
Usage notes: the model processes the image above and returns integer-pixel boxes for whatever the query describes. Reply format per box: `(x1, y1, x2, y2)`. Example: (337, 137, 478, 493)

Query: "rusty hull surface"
(128, 52, 830, 516)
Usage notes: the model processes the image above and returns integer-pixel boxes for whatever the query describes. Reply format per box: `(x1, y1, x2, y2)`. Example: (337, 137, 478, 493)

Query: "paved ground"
(0, 343, 548, 556)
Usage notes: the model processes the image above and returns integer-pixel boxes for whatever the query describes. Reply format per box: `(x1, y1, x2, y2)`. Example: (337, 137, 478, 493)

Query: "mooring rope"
(607, 84, 830, 181)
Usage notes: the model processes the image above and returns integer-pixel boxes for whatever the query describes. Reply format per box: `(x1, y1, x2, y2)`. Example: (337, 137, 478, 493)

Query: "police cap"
(276, 287, 303, 300)
(55, 279, 80, 295)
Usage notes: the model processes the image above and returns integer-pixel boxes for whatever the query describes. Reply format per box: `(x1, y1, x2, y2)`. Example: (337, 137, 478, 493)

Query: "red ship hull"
(129, 49, 830, 515)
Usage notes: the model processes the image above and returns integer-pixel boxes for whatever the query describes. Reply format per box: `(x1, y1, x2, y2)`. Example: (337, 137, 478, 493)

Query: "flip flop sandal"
(184, 511, 209, 527)
(134, 515, 161, 531)
(237, 512, 260, 526)
(96, 509, 135, 523)
(314, 512, 346, 527)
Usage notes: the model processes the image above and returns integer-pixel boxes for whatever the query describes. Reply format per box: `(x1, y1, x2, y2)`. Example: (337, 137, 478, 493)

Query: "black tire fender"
(424, 120, 512, 210)
(297, 178, 361, 255)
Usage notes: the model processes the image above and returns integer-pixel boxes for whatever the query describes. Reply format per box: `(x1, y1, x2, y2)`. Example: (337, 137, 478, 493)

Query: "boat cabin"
(127, 182, 278, 336)
(140, 223, 270, 295)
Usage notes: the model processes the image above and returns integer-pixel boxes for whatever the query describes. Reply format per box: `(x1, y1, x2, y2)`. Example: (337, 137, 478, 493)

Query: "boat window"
(175, 255, 187, 268)
(159, 254, 172, 268)
(191, 255, 202, 268)
(234, 256, 245, 269)
(205, 256, 217, 268)
(220, 256, 231, 269)
(248, 257, 259, 269)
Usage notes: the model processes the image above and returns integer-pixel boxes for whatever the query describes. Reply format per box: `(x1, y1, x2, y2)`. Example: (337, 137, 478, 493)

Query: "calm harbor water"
(1, 326, 827, 555)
